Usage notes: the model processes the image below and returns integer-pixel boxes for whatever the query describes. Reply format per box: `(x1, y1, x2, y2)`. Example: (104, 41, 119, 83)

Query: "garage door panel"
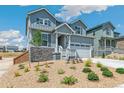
(76, 48, 91, 58)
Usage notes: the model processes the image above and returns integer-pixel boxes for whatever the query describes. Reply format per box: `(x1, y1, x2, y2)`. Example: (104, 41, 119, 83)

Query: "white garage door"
(76, 47, 91, 58)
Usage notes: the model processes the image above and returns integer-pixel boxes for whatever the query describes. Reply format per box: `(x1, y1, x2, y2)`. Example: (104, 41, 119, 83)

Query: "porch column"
(104, 38, 106, 55)
(68, 35, 71, 49)
(55, 33, 58, 52)
(110, 39, 112, 48)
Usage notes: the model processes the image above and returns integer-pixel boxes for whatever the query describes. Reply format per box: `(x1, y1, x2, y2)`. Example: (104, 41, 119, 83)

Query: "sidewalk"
(0, 58, 13, 77)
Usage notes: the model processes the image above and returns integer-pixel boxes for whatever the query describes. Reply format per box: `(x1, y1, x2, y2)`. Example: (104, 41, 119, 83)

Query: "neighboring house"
(0, 45, 18, 52)
(26, 8, 94, 62)
(116, 36, 124, 50)
(87, 22, 120, 56)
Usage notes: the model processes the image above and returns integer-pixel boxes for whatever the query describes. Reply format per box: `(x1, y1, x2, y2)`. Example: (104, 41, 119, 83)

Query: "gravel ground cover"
(0, 60, 124, 88)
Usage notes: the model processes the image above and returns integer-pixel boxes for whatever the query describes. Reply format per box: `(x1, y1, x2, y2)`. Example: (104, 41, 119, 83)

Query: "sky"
(0, 5, 124, 49)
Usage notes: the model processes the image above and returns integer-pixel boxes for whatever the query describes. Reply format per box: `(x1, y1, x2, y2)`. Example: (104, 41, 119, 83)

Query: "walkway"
(0, 58, 13, 77)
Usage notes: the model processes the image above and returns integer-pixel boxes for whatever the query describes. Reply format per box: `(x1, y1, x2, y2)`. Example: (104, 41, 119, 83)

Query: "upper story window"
(36, 18, 51, 27)
(75, 26, 82, 34)
(36, 18, 43, 25)
(93, 32, 95, 36)
(106, 28, 111, 35)
(44, 19, 51, 26)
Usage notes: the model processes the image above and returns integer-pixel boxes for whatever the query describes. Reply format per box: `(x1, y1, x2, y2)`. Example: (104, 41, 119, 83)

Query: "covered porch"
(53, 23, 74, 53)
(98, 37, 116, 50)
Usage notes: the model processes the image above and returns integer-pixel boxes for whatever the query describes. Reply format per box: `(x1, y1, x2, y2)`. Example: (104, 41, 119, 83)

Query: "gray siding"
(29, 10, 57, 31)
(51, 33, 56, 48)
(70, 21, 86, 36)
(71, 35, 94, 45)
(29, 10, 56, 25)
(30, 29, 52, 47)
(56, 25, 73, 34)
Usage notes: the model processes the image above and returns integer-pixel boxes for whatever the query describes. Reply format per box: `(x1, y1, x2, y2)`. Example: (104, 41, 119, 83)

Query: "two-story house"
(87, 22, 120, 56)
(26, 8, 94, 62)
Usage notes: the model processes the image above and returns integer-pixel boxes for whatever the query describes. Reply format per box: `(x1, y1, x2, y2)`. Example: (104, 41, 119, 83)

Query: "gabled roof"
(114, 31, 120, 34)
(116, 36, 124, 40)
(54, 23, 75, 33)
(27, 8, 60, 22)
(87, 21, 115, 33)
(70, 19, 87, 29)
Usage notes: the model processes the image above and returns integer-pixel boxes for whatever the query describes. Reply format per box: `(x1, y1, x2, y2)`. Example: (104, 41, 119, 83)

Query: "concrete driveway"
(0, 58, 13, 77)
(91, 58, 124, 88)
(91, 58, 124, 68)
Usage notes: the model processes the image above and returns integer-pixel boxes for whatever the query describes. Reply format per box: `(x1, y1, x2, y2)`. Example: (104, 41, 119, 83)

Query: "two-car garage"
(70, 43, 92, 58)
(76, 47, 92, 58)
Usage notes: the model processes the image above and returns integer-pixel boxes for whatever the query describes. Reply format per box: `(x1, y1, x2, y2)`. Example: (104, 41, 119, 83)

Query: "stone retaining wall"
(30, 47, 54, 62)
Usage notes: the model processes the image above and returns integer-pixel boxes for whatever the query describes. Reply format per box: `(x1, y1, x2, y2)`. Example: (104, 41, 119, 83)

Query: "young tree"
(31, 30, 42, 46)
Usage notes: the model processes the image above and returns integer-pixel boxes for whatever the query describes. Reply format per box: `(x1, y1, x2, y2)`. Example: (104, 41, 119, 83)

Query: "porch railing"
(98, 46, 115, 51)
(30, 23, 55, 31)
(58, 46, 77, 60)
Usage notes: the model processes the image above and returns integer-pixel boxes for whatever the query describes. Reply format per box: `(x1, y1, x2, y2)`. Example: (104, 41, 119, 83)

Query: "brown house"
(116, 36, 124, 50)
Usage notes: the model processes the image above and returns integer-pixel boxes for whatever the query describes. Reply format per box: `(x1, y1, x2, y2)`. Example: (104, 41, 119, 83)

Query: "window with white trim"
(36, 18, 51, 26)
(106, 28, 111, 35)
(75, 26, 82, 34)
(44, 19, 51, 26)
(36, 18, 43, 25)
(42, 33, 49, 46)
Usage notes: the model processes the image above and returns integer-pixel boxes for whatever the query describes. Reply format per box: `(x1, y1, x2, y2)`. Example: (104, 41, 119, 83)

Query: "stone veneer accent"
(30, 46, 55, 62)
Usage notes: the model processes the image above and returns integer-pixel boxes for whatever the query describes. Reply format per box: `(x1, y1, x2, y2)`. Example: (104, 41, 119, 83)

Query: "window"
(75, 26, 82, 34)
(36, 18, 43, 25)
(42, 33, 48, 46)
(106, 28, 111, 35)
(71, 44, 74, 46)
(85, 45, 90, 47)
(75, 44, 80, 46)
(81, 45, 85, 47)
(93, 32, 95, 36)
(36, 18, 51, 26)
(44, 19, 51, 26)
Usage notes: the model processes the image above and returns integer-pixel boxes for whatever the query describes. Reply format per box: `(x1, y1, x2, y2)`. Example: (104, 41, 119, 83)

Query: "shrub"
(100, 67, 109, 71)
(35, 65, 40, 71)
(96, 62, 103, 68)
(82, 68, 92, 73)
(102, 53, 105, 58)
(119, 57, 124, 60)
(24, 67, 30, 73)
(102, 70, 113, 77)
(85, 59, 92, 67)
(88, 72, 99, 81)
(45, 62, 50, 68)
(116, 68, 124, 74)
(18, 64, 25, 69)
(58, 69, 65, 74)
(70, 66, 76, 70)
(72, 60, 76, 64)
(38, 73, 48, 82)
(41, 69, 49, 74)
(61, 76, 78, 85)
(14, 71, 21, 77)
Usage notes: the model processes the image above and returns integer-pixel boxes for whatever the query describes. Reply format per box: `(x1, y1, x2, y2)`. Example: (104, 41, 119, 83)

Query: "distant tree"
(31, 30, 42, 46)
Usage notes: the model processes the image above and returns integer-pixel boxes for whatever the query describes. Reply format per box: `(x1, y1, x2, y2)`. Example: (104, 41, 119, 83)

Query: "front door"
(58, 35, 66, 49)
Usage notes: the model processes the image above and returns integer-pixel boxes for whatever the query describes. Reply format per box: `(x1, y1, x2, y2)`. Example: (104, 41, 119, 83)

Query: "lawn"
(0, 52, 24, 58)
(0, 60, 124, 88)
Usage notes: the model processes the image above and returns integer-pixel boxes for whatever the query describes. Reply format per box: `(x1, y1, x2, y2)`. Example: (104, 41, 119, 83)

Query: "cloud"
(116, 24, 124, 29)
(117, 24, 121, 27)
(55, 5, 109, 21)
(0, 29, 26, 49)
